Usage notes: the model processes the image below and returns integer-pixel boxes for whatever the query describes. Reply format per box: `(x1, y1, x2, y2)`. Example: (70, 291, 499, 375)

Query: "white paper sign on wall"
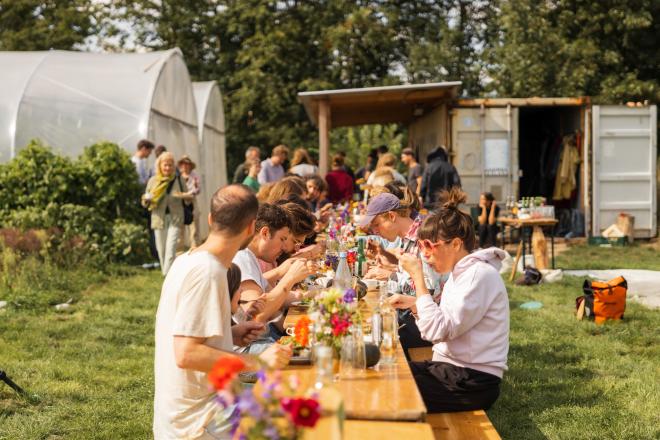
(484, 138, 509, 176)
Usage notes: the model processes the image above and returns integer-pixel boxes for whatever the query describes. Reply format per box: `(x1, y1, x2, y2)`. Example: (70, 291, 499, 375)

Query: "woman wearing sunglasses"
(389, 188, 509, 413)
(359, 190, 444, 357)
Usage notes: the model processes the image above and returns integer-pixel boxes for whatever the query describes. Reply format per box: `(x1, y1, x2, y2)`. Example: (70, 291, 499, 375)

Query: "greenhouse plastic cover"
(0, 48, 200, 167)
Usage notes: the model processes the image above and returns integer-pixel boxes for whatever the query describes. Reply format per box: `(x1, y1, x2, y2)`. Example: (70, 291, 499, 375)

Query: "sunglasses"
(417, 238, 451, 252)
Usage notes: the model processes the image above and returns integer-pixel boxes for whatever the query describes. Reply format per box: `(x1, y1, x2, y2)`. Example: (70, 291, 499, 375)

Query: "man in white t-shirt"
(233, 203, 310, 328)
(154, 185, 293, 440)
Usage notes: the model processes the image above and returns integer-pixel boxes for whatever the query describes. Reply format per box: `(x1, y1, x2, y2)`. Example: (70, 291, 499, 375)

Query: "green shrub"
(0, 140, 82, 210)
(0, 140, 148, 267)
(76, 141, 143, 224)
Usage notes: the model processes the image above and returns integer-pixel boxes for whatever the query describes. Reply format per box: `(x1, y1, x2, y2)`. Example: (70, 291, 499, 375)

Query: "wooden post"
(318, 99, 331, 176)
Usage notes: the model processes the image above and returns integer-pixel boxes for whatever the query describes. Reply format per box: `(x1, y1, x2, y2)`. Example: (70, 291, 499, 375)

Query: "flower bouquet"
(209, 355, 321, 439)
(308, 288, 361, 355)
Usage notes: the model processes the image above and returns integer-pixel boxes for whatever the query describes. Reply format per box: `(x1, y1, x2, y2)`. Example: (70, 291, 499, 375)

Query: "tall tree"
(487, 0, 660, 102)
(0, 0, 97, 50)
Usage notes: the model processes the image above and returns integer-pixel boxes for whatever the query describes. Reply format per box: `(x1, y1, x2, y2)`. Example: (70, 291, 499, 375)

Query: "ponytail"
(418, 187, 476, 252)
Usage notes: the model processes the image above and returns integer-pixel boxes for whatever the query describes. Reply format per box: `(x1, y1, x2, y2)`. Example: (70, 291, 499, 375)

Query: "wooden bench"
(427, 411, 501, 440)
(405, 347, 502, 440)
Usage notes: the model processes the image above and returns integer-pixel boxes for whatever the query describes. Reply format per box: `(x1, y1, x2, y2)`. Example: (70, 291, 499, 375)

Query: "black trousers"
(478, 223, 499, 248)
(409, 361, 501, 413)
(398, 311, 431, 360)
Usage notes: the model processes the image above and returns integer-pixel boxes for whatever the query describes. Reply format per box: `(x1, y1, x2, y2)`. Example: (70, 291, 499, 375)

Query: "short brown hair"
(332, 154, 344, 168)
(417, 188, 475, 252)
(277, 201, 315, 238)
(210, 184, 259, 234)
(272, 144, 290, 157)
(137, 139, 154, 151)
(255, 203, 291, 234)
(305, 174, 327, 192)
(227, 263, 242, 301)
(401, 148, 415, 158)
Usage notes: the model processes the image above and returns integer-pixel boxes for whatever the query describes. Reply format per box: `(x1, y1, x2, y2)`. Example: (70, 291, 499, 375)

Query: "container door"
(451, 106, 519, 204)
(592, 105, 657, 237)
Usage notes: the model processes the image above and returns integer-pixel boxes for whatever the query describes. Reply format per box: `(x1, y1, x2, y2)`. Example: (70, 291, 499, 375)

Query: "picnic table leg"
(551, 225, 555, 269)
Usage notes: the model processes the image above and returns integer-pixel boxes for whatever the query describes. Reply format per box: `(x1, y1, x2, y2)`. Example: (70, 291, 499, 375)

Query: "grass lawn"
(555, 242, 660, 271)
(0, 269, 161, 439)
(1, 251, 659, 439)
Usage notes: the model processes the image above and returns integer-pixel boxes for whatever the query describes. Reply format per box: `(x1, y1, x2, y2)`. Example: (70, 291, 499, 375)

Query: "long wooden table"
(283, 291, 427, 422)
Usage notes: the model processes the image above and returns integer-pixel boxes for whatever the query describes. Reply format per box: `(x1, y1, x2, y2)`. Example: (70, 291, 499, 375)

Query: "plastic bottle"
(334, 251, 352, 291)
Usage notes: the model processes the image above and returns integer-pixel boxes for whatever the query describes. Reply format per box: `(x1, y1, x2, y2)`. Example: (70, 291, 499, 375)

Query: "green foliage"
(76, 142, 143, 223)
(0, 0, 98, 50)
(331, 124, 404, 170)
(0, 141, 80, 210)
(487, 0, 660, 102)
(0, 141, 147, 268)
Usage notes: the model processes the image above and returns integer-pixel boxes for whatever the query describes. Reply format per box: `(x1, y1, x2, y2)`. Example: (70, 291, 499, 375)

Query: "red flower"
(330, 313, 350, 337)
(208, 355, 246, 391)
(281, 397, 321, 428)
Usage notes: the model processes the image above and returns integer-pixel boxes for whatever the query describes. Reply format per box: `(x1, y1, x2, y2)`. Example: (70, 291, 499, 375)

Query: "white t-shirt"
(232, 249, 270, 293)
(290, 163, 318, 177)
(153, 251, 234, 440)
(131, 155, 150, 186)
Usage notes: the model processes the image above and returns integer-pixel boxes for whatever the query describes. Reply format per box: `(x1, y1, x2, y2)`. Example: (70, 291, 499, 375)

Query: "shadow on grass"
(489, 341, 598, 440)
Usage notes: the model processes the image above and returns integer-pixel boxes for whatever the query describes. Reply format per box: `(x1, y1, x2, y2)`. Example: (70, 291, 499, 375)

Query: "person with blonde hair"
(258, 144, 289, 184)
(142, 152, 193, 275)
(265, 176, 306, 203)
(367, 152, 406, 185)
(289, 148, 318, 176)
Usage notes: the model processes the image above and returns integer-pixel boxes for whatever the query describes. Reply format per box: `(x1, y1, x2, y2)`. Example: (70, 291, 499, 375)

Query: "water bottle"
(334, 251, 352, 291)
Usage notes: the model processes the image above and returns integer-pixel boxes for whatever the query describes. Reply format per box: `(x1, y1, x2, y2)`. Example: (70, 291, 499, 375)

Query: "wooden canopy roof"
(298, 81, 462, 128)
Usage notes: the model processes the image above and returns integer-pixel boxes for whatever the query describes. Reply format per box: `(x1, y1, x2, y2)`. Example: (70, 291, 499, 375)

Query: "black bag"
(173, 174, 194, 225)
(178, 176, 194, 225)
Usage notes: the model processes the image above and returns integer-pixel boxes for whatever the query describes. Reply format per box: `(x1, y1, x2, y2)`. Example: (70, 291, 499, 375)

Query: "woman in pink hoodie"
(389, 188, 509, 413)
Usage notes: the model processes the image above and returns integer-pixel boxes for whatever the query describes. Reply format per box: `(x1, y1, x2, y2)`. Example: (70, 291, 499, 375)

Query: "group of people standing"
(231, 143, 462, 209)
(131, 140, 201, 275)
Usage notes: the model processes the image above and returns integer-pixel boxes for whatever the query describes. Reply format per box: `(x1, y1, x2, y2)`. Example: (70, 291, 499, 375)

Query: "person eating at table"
(232, 203, 312, 353)
(388, 188, 509, 413)
(359, 190, 444, 357)
(153, 185, 292, 440)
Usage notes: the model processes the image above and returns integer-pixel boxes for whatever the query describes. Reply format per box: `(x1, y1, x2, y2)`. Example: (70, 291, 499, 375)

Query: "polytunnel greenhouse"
(193, 81, 228, 237)
(0, 48, 202, 164)
(0, 48, 229, 238)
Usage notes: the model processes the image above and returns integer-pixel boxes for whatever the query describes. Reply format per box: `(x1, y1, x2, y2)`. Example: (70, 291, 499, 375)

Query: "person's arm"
(488, 202, 498, 225)
(399, 254, 492, 342)
(174, 335, 292, 371)
(415, 176, 422, 196)
(478, 204, 488, 225)
(241, 260, 310, 323)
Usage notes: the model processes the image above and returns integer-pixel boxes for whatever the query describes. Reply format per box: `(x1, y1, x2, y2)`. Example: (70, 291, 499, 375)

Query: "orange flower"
(294, 315, 311, 347)
(208, 355, 246, 391)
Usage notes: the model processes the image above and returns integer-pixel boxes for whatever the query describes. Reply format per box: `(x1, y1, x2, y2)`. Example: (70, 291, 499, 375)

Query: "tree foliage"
(487, 0, 660, 102)
(1, 0, 658, 171)
(0, 0, 98, 50)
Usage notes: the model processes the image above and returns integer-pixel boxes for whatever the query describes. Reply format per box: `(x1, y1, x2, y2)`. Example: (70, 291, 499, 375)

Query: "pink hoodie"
(415, 247, 510, 378)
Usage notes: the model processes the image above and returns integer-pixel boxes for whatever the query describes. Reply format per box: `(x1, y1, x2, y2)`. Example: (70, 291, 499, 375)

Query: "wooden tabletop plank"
(283, 290, 427, 422)
(498, 217, 558, 227)
(309, 420, 434, 440)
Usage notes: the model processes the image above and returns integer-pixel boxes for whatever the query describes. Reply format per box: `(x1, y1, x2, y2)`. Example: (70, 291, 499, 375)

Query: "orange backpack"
(577, 276, 627, 324)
